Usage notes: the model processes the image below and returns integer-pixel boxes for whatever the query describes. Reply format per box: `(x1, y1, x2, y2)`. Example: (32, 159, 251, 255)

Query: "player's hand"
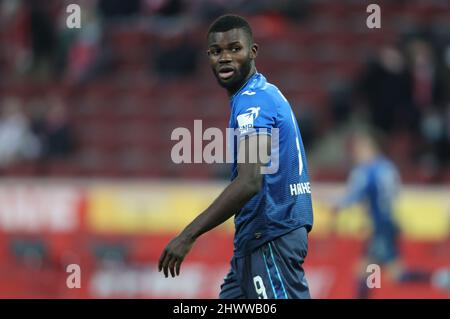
(158, 234, 195, 278)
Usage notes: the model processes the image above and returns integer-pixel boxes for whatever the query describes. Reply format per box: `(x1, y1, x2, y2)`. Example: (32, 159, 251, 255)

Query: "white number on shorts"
(253, 275, 268, 299)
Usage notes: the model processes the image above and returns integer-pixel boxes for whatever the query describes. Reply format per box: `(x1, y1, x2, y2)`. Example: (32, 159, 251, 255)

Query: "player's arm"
(158, 134, 271, 278)
(332, 168, 368, 214)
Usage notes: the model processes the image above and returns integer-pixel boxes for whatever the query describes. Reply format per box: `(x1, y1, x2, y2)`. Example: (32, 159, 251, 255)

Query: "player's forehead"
(208, 28, 248, 48)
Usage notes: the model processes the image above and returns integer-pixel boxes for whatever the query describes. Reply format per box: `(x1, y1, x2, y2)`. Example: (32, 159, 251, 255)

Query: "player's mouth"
(218, 67, 235, 80)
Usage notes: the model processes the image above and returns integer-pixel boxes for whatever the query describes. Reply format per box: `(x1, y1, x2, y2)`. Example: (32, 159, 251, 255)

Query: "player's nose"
(218, 51, 232, 63)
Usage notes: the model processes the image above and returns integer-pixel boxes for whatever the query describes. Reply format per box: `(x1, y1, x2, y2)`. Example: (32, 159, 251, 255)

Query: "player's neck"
(227, 66, 257, 97)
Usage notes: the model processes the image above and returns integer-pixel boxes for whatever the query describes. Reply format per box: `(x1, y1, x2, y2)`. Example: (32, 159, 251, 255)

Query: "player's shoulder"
(235, 87, 272, 102)
(234, 84, 281, 110)
(352, 164, 369, 177)
(375, 156, 398, 172)
(370, 157, 400, 181)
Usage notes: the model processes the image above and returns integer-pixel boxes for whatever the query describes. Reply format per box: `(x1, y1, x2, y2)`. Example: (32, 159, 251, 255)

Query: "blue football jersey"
(339, 156, 401, 233)
(228, 72, 314, 257)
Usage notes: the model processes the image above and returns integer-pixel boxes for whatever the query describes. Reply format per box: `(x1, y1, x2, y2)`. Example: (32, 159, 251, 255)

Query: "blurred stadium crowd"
(0, 0, 449, 300)
(0, 0, 449, 183)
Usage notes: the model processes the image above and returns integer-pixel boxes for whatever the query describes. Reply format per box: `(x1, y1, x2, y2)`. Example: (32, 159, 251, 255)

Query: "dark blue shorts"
(219, 226, 311, 299)
(366, 224, 400, 264)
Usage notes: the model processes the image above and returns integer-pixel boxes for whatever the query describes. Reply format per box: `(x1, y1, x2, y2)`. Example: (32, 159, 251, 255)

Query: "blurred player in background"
(158, 14, 314, 299)
(332, 129, 431, 298)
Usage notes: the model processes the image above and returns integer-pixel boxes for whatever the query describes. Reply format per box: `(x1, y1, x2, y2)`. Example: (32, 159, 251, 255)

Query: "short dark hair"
(207, 14, 253, 43)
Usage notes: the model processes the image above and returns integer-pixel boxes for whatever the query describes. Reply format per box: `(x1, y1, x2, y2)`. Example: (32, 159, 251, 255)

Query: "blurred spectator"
(356, 46, 417, 134)
(408, 40, 437, 111)
(0, 0, 31, 77)
(30, 95, 75, 160)
(98, 0, 141, 20)
(238, 0, 310, 22)
(27, 0, 59, 79)
(153, 0, 186, 17)
(193, 0, 226, 21)
(153, 33, 199, 80)
(62, 0, 103, 84)
(440, 46, 450, 164)
(406, 40, 449, 176)
(0, 97, 41, 167)
(0, 0, 448, 181)
(273, 0, 310, 23)
(330, 83, 352, 127)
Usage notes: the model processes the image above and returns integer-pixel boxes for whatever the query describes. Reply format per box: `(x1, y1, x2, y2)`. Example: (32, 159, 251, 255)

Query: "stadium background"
(0, 0, 449, 298)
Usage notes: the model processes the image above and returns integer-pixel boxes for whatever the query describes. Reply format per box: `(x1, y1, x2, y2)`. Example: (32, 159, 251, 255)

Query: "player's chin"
(216, 74, 239, 89)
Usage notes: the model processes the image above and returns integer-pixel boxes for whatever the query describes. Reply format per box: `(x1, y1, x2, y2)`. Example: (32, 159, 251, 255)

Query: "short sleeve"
(233, 92, 277, 140)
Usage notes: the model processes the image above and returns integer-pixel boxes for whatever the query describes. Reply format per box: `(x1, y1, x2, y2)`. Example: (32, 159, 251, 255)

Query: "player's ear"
(250, 43, 258, 59)
(206, 49, 211, 57)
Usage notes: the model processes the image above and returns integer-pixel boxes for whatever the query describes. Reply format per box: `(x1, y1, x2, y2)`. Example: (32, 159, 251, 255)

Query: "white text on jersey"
(289, 182, 311, 196)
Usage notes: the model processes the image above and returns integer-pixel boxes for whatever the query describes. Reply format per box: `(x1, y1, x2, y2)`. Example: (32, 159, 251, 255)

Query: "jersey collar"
(230, 71, 260, 102)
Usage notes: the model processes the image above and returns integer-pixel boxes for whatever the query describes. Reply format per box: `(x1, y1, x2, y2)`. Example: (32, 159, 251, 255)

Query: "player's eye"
(210, 49, 221, 56)
(231, 47, 241, 52)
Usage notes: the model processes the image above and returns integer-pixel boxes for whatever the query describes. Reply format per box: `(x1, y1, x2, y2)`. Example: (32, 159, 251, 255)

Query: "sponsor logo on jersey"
(237, 107, 260, 134)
